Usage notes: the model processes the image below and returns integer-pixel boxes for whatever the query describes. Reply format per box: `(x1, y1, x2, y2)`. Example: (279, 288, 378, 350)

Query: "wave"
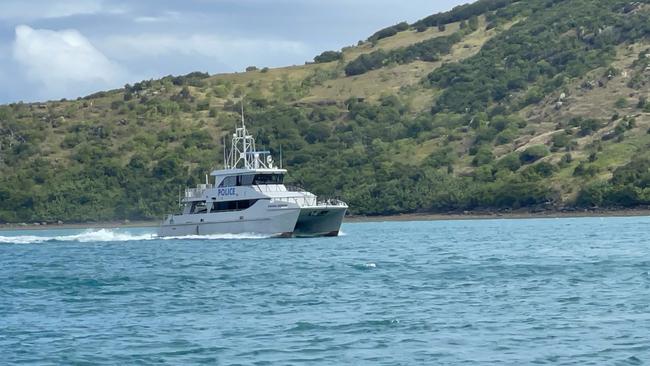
(160, 233, 273, 240)
(0, 229, 272, 244)
(0, 229, 155, 244)
(352, 262, 377, 270)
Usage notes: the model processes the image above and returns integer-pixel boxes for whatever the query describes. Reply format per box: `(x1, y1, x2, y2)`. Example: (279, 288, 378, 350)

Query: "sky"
(0, 0, 470, 104)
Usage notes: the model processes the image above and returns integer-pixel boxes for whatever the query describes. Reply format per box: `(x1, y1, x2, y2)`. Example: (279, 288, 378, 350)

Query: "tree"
(314, 51, 343, 63)
(519, 145, 549, 164)
(472, 147, 494, 166)
(496, 153, 521, 172)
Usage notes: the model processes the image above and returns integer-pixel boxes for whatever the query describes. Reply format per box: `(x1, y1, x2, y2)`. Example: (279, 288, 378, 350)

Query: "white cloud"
(133, 11, 180, 23)
(0, 0, 117, 20)
(12, 25, 127, 100)
(101, 33, 308, 70)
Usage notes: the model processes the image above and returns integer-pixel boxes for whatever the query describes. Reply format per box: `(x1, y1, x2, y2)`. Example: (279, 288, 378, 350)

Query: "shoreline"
(2, 208, 650, 232)
(345, 208, 650, 223)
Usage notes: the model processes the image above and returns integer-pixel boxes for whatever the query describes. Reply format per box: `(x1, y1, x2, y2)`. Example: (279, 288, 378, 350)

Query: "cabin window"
(190, 201, 209, 214)
(252, 174, 284, 185)
(211, 199, 258, 212)
(237, 175, 255, 186)
(219, 176, 237, 187)
(218, 175, 255, 187)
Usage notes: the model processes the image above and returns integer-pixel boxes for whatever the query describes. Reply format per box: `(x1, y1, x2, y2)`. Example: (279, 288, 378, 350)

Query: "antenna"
(280, 145, 283, 169)
(222, 135, 227, 169)
(241, 100, 247, 164)
(240, 99, 245, 128)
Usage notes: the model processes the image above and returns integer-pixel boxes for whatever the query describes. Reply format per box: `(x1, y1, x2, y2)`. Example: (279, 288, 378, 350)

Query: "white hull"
(158, 200, 300, 237)
(157, 201, 346, 238)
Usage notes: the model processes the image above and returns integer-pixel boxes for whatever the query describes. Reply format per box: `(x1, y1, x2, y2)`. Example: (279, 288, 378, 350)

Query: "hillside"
(1, 0, 649, 223)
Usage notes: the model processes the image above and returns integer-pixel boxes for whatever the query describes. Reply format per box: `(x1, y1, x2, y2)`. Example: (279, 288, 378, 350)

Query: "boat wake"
(160, 233, 274, 241)
(0, 229, 272, 244)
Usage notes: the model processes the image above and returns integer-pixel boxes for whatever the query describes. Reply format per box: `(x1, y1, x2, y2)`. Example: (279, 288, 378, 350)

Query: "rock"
(581, 80, 595, 90)
(57, 220, 63, 225)
(33, 222, 40, 226)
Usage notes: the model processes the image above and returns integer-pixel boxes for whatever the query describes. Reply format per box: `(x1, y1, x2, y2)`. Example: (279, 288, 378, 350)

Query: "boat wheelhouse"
(158, 115, 347, 237)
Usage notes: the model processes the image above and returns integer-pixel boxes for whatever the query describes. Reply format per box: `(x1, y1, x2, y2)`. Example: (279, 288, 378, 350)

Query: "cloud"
(12, 25, 127, 100)
(101, 33, 308, 70)
(0, 0, 118, 20)
(0, 0, 471, 103)
(133, 11, 180, 23)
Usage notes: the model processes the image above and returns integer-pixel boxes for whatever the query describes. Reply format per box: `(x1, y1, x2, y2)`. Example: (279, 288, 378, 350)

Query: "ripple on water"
(1, 218, 650, 364)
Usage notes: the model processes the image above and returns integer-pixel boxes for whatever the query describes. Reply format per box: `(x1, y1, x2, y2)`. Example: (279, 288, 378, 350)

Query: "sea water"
(1, 217, 649, 365)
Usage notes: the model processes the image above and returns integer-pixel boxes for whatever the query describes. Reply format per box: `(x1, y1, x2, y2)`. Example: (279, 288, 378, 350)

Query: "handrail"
(285, 184, 306, 192)
(317, 198, 348, 207)
(185, 184, 213, 199)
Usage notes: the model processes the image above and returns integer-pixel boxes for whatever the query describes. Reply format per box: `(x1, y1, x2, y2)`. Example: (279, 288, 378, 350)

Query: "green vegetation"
(345, 31, 464, 76)
(0, 0, 649, 223)
(427, 0, 650, 114)
(313, 50, 343, 64)
(368, 22, 410, 43)
(412, 0, 515, 30)
(577, 156, 650, 207)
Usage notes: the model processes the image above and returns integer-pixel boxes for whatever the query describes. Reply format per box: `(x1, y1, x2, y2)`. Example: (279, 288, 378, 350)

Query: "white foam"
(0, 235, 50, 244)
(0, 229, 155, 244)
(160, 233, 273, 240)
(0, 229, 272, 244)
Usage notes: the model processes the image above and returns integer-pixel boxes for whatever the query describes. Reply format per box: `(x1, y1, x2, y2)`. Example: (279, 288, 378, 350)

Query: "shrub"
(196, 99, 210, 111)
(314, 51, 343, 63)
(472, 147, 494, 166)
(495, 128, 517, 145)
(614, 97, 628, 108)
(519, 145, 549, 164)
(368, 22, 409, 42)
(496, 153, 521, 172)
(344, 50, 388, 76)
(551, 133, 573, 151)
(573, 162, 599, 177)
(578, 118, 602, 136)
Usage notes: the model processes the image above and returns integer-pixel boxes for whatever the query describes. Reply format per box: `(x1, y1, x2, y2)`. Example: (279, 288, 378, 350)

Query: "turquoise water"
(1, 217, 649, 364)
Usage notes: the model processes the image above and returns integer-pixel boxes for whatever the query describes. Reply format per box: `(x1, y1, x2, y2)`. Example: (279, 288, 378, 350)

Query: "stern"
(293, 205, 347, 237)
